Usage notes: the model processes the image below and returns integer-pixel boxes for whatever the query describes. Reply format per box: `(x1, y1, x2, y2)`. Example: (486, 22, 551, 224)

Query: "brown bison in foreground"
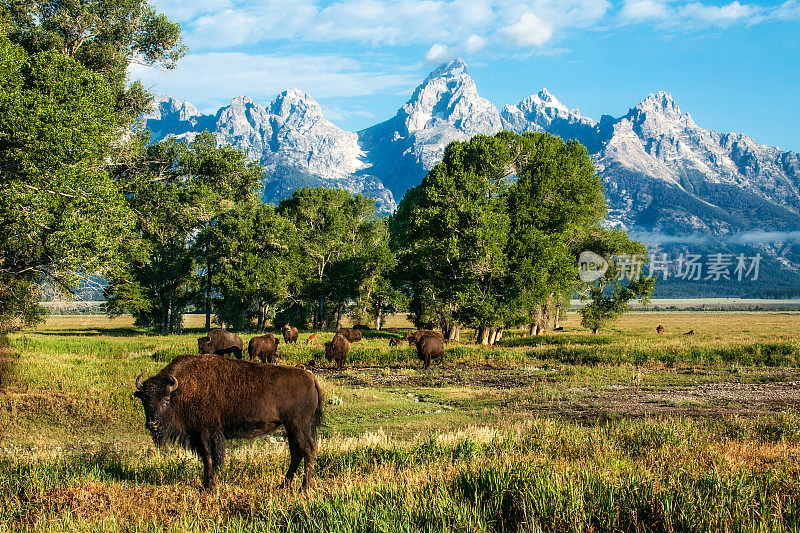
(411, 333, 444, 370)
(338, 328, 362, 343)
(198, 328, 243, 359)
(248, 334, 279, 363)
(282, 324, 299, 344)
(134, 355, 322, 490)
(324, 333, 350, 369)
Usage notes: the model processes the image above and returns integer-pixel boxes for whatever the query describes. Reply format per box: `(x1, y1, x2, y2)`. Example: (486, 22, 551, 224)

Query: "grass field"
(1, 312, 800, 531)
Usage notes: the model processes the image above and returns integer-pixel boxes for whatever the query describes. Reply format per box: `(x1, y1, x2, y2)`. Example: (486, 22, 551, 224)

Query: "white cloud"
(465, 33, 488, 52)
(129, 52, 419, 112)
(620, 0, 669, 20)
(425, 44, 454, 62)
(677, 1, 756, 26)
(500, 12, 554, 47)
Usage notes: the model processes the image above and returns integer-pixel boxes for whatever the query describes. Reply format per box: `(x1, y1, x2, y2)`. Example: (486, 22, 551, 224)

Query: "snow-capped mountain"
(358, 58, 502, 197)
(140, 59, 800, 246)
(144, 91, 396, 214)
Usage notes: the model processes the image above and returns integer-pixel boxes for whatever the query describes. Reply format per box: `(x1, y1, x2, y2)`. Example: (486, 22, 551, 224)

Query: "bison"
(656, 325, 665, 334)
(324, 333, 350, 370)
(337, 328, 362, 343)
(198, 328, 243, 359)
(306, 333, 318, 346)
(134, 355, 322, 491)
(248, 334, 280, 364)
(404, 329, 444, 345)
(383, 327, 400, 333)
(281, 324, 299, 344)
(413, 333, 444, 370)
(388, 338, 403, 347)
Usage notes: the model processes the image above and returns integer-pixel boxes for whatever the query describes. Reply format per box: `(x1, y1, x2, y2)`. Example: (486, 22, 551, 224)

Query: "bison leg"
(279, 438, 303, 489)
(233, 347, 243, 359)
(192, 431, 217, 490)
(210, 430, 226, 475)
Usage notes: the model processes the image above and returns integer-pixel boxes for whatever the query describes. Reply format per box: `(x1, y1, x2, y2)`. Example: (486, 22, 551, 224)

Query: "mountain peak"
(638, 91, 682, 116)
(270, 89, 323, 120)
(425, 58, 468, 81)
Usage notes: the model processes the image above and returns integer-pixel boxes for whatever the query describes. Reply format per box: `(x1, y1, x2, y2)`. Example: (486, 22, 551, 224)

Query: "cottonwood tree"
(579, 229, 655, 334)
(204, 200, 299, 331)
(0, 1, 183, 330)
(277, 188, 392, 330)
(505, 132, 606, 335)
(106, 132, 262, 334)
(392, 134, 512, 343)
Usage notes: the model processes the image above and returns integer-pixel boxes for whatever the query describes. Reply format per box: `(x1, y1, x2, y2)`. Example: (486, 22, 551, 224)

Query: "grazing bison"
(306, 333, 318, 346)
(656, 325, 665, 334)
(248, 334, 279, 364)
(281, 325, 299, 344)
(133, 355, 322, 490)
(684, 329, 694, 335)
(198, 329, 243, 359)
(404, 329, 444, 345)
(324, 334, 350, 369)
(353, 324, 370, 330)
(383, 327, 400, 333)
(389, 338, 403, 347)
(414, 333, 444, 370)
(338, 328, 362, 343)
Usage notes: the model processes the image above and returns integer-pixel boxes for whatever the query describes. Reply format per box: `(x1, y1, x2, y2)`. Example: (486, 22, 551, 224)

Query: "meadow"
(1, 312, 799, 532)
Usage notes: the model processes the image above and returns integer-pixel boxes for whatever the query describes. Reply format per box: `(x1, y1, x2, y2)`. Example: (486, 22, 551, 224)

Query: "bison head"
(134, 373, 180, 442)
(198, 336, 213, 354)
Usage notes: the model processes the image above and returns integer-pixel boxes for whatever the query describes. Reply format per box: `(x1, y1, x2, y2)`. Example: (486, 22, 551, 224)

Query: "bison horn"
(135, 373, 145, 391)
(166, 373, 179, 393)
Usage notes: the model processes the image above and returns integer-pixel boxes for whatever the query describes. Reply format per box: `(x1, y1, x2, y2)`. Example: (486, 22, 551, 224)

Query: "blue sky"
(135, 0, 800, 151)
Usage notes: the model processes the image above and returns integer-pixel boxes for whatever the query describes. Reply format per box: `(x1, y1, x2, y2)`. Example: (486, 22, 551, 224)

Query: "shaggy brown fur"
(248, 334, 280, 364)
(324, 334, 350, 369)
(404, 329, 444, 345)
(415, 334, 444, 370)
(281, 324, 299, 344)
(134, 355, 323, 491)
(337, 328, 363, 343)
(198, 329, 243, 359)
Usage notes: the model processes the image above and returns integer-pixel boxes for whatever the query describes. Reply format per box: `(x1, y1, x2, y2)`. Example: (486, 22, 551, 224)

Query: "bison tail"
(313, 379, 326, 437)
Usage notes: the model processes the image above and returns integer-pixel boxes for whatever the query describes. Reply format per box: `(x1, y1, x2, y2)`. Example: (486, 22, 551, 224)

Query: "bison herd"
(194, 326, 447, 371)
(135, 324, 452, 491)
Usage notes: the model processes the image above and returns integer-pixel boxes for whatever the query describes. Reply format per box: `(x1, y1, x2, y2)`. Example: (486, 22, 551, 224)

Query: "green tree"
(392, 135, 512, 341)
(278, 188, 391, 330)
(505, 132, 606, 335)
(579, 229, 655, 334)
(0, 1, 183, 330)
(205, 200, 298, 331)
(0, 37, 134, 330)
(106, 132, 262, 333)
(3, 0, 184, 119)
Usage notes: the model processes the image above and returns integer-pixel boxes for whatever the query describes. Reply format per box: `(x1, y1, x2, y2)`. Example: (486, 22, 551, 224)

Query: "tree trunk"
(496, 327, 503, 342)
(166, 286, 174, 335)
(487, 327, 497, 346)
(478, 327, 491, 346)
(553, 312, 560, 330)
(447, 325, 460, 343)
(376, 308, 383, 331)
(318, 296, 325, 330)
(592, 327, 598, 334)
(473, 328, 480, 343)
(335, 302, 343, 331)
(205, 260, 211, 332)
